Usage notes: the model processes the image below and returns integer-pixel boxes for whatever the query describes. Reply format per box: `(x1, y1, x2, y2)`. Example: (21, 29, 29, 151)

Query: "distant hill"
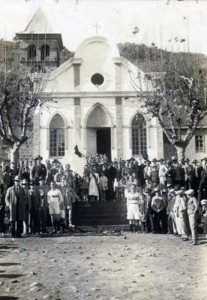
(117, 42, 207, 72)
(1, 38, 206, 73)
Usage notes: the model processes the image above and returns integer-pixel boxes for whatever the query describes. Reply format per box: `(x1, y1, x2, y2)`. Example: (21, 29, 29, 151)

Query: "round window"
(91, 73, 104, 86)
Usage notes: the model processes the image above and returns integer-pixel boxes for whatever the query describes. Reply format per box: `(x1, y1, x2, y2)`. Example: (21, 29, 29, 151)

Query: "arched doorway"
(86, 105, 111, 160)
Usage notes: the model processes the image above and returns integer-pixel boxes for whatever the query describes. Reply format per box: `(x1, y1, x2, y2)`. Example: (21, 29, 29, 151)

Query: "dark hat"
(201, 157, 207, 161)
(185, 158, 190, 162)
(174, 185, 181, 191)
(159, 158, 164, 162)
(35, 155, 43, 161)
(191, 159, 198, 164)
(52, 159, 59, 164)
(151, 158, 157, 162)
(166, 160, 172, 165)
(145, 160, 151, 164)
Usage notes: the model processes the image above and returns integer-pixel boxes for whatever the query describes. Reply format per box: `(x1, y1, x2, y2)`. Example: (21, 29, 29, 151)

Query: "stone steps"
(72, 201, 128, 226)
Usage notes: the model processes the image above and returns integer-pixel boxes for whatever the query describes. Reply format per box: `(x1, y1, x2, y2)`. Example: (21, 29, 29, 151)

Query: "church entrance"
(86, 105, 112, 161)
(86, 128, 111, 160)
(97, 128, 111, 160)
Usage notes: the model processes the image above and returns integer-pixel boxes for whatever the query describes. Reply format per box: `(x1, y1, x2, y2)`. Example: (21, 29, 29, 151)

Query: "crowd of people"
(0, 153, 207, 243)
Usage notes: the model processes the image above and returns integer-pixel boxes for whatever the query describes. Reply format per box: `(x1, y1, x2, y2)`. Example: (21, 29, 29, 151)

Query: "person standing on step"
(88, 166, 100, 202)
(31, 155, 47, 186)
(99, 172, 108, 201)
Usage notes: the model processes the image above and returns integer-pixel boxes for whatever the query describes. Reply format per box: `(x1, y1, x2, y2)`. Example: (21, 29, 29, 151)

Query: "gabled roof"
(16, 7, 63, 50)
(24, 7, 54, 34)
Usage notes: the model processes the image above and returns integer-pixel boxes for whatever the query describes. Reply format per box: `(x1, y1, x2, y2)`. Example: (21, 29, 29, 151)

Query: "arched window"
(49, 114, 65, 157)
(131, 114, 147, 157)
(27, 44, 36, 60)
(41, 44, 50, 60)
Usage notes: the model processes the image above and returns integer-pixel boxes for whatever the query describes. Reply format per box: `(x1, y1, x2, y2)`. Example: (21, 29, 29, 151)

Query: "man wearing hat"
(191, 159, 202, 197)
(201, 199, 207, 237)
(158, 159, 168, 190)
(31, 155, 47, 185)
(185, 189, 199, 245)
(144, 160, 152, 188)
(5, 176, 27, 238)
(198, 160, 207, 201)
(29, 183, 41, 235)
(21, 179, 31, 235)
(172, 157, 185, 187)
(173, 188, 189, 240)
(165, 161, 176, 187)
(167, 188, 177, 234)
(151, 187, 167, 233)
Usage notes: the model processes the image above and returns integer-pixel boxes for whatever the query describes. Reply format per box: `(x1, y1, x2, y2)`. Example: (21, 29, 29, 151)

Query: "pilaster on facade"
(115, 97, 123, 159)
(74, 97, 81, 139)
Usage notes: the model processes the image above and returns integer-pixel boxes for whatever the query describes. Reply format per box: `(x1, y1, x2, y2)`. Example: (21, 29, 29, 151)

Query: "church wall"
(45, 67, 74, 92)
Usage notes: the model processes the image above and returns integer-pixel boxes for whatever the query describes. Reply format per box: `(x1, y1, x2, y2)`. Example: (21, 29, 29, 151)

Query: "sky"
(0, 0, 207, 54)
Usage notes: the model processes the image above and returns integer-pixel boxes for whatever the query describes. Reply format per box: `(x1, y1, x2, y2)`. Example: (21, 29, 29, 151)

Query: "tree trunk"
(174, 145, 186, 162)
(10, 143, 20, 171)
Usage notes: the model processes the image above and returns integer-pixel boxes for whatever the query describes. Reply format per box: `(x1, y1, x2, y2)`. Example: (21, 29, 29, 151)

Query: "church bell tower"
(16, 7, 63, 73)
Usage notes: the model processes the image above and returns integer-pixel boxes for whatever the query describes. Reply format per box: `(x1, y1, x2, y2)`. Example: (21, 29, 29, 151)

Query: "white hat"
(14, 175, 20, 182)
(201, 199, 207, 205)
(185, 189, 194, 196)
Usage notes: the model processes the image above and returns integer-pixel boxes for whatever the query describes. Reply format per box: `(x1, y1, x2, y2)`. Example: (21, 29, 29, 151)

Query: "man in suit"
(5, 176, 27, 238)
(31, 155, 47, 185)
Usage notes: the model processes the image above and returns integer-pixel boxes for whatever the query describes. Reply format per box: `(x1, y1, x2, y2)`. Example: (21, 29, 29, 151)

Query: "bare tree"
(130, 50, 207, 160)
(0, 48, 48, 169)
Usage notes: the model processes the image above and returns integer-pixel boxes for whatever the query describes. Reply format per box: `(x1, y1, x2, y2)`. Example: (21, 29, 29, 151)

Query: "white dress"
(88, 172, 99, 197)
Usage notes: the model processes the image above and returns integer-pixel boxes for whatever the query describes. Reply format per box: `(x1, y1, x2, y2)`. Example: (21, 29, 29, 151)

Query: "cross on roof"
(93, 22, 101, 35)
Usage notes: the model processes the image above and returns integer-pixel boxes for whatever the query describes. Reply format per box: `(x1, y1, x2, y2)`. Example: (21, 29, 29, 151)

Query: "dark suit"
(105, 166, 116, 201)
(5, 185, 27, 237)
(31, 163, 47, 185)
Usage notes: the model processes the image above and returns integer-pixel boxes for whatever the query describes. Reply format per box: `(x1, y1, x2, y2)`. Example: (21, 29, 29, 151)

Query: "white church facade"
(15, 8, 207, 165)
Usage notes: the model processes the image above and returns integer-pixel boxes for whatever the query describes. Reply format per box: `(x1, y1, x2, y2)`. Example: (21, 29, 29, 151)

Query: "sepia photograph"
(0, 0, 207, 299)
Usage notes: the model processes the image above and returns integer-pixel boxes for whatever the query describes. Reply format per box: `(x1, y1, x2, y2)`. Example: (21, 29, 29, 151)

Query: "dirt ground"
(0, 232, 207, 300)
